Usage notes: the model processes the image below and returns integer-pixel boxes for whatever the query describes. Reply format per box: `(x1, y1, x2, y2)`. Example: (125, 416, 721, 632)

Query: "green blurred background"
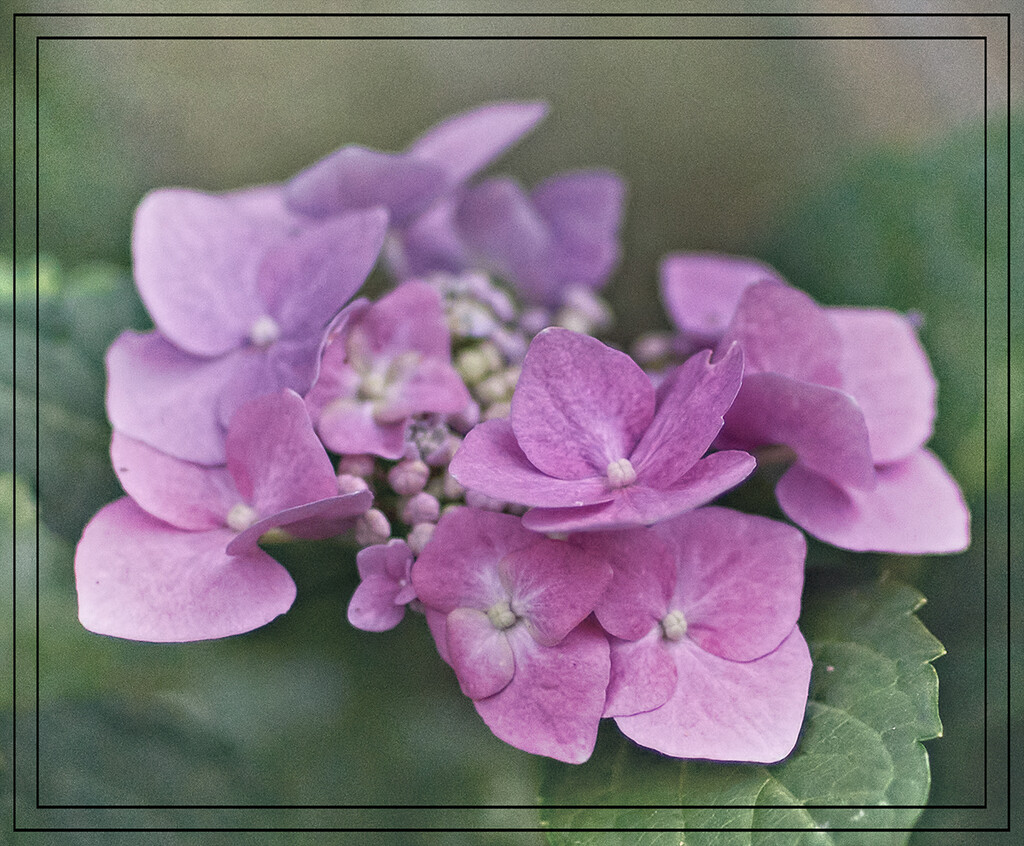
(5, 4, 1017, 844)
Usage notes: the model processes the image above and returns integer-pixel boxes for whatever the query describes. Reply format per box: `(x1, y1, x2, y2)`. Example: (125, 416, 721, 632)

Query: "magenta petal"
(408, 100, 548, 187)
(228, 491, 372, 554)
(348, 557, 410, 633)
(574, 529, 675, 641)
(75, 498, 296, 642)
(829, 308, 937, 463)
(522, 450, 755, 533)
(719, 281, 844, 387)
(132, 189, 280, 356)
(512, 328, 655, 479)
(106, 330, 236, 465)
(660, 253, 784, 345)
(776, 449, 970, 554)
(110, 432, 236, 530)
(284, 146, 446, 223)
(446, 608, 516, 699)
(474, 620, 610, 764)
(722, 371, 876, 490)
(449, 420, 613, 508)
(502, 539, 612, 647)
(630, 345, 743, 487)
(615, 629, 812, 763)
(412, 509, 533, 614)
(258, 208, 388, 337)
(658, 507, 806, 662)
(603, 631, 678, 718)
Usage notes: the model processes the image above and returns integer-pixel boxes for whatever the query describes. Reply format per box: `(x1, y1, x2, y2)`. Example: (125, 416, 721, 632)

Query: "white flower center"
(487, 600, 517, 631)
(226, 502, 259, 532)
(661, 609, 688, 641)
(249, 315, 281, 348)
(606, 457, 637, 489)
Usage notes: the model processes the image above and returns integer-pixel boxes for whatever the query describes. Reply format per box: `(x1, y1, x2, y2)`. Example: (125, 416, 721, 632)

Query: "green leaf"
(3, 256, 150, 541)
(538, 578, 944, 845)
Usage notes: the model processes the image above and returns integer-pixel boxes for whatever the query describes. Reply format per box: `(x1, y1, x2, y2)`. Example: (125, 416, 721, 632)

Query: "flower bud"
(407, 522, 435, 555)
(338, 454, 376, 478)
(402, 492, 441, 525)
(337, 473, 370, 495)
(355, 508, 391, 547)
(388, 459, 430, 496)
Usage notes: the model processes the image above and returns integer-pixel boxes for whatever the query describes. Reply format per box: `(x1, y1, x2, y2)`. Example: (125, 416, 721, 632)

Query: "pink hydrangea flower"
(347, 539, 417, 632)
(75, 390, 371, 642)
(304, 281, 471, 459)
(107, 193, 388, 464)
(661, 254, 970, 553)
(449, 327, 754, 532)
(579, 507, 811, 763)
(411, 508, 612, 763)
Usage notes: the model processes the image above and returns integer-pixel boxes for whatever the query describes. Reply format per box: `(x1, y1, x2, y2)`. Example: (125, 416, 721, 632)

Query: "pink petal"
(227, 492, 372, 554)
(660, 253, 783, 345)
(381, 357, 471, 422)
(106, 330, 236, 465)
(411, 508, 534, 614)
(614, 629, 812, 763)
(315, 398, 408, 460)
(630, 345, 743, 487)
(511, 328, 655, 479)
(501, 538, 612, 647)
(521, 450, 755, 533)
(721, 371, 876, 490)
(356, 538, 413, 581)
(776, 449, 970, 554)
(828, 307, 937, 463)
(474, 620, 610, 764)
(110, 432, 236, 531)
(132, 189, 282, 356)
(658, 507, 806, 662)
(408, 101, 548, 188)
(225, 390, 339, 515)
(356, 281, 452, 358)
(446, 608, 516, 699)
(347, 574, 408, 632)
(603, 630, 678, 718)
(257, 208, 388, 337)
(449, 419, 613, 508)
(75, 498, 296, 642)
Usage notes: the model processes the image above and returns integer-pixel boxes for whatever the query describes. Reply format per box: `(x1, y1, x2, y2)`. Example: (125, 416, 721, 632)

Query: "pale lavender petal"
(224, 183, 303, 229)
(258, 207, 388, 337)
(284, 146, 446, 223)
(75, 498, 296, 642)
(446, 607, 516, 699)
(718, 281, 843, 387)
(408, 101, 548, 187)
(603, 630, 678, 718)
(449, 420, 613, 508)
(722, 371, 876, 490)
(776, 449, 970, 554)
(357, 281, 453, 358)
(348, 574, 408, 632)
(387, 198, 468, 278)
(658, 507, 806, 662)
(829, 307, 937, 463)
(228, 491, 372, 554)
(110, 432, 236, 531)
(315, 398, 408, 459)
(502, 539, 612, 647)
(225, 390, 339, 515)
(106, 330, 235, 465)
(132, 188, 281, 356)
(630, 345, 743, 487)
(573, 529, 675, 641)
(473, 620, 610, 764)
(412, 508, 534, 614)
(660, 253, 783, 345)
(614, 629, 812, 763)
(511, 328, 655, 478)
(522, 450, 755, 533)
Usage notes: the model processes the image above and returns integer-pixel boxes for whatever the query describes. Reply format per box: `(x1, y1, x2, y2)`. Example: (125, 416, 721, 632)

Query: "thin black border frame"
(9, 9, 1012, 835)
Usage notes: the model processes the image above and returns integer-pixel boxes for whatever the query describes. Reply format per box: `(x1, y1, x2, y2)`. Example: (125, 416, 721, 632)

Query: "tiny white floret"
(606, 457, 637, 489)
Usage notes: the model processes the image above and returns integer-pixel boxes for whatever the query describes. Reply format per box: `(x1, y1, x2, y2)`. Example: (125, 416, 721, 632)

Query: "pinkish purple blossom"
(580, 507, 811, 763)
(412, 508, 612, 763)
(107, 194, 388, 464)
(304, 281, 471, 459)
(347, 539, 417, 632)
(454, 171, 626, 306)
(75, 390, 371, 642)
(661, 254, 970, 553)
(449, 328, 754, 532)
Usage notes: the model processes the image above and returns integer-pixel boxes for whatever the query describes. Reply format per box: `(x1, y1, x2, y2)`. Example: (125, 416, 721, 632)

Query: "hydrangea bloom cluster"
(75, 102, 969, 765)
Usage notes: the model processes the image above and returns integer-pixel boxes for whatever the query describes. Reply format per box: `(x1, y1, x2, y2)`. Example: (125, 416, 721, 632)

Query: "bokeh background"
(5, 3, 1017, 844)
